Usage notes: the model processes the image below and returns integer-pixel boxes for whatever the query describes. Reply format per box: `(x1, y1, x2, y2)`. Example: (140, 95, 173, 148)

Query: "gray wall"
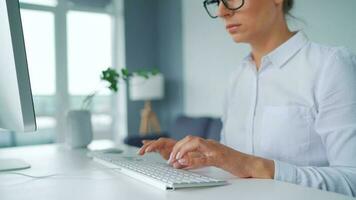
(124, 0, 183, 135)
(156, 0, 184, 132)
(182, 0, 356, 117)
(292, 0, 356, 53)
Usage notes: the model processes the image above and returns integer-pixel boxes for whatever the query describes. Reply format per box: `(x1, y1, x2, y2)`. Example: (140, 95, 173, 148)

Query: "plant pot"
(65, 110, 93, 149)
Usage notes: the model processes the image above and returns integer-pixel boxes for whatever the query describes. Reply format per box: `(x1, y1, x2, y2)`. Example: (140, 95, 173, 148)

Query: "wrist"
(250, 157, 275, 179)
(219, 151, 275, 179)
(211, 145, 236, 169)
(218, 149, 253, 178)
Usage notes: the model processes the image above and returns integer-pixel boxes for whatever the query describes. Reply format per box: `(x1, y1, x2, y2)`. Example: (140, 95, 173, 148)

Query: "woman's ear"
(273, 0, 284, 8)
(273, 0, 284, 4)
(273, 0, 285, 12)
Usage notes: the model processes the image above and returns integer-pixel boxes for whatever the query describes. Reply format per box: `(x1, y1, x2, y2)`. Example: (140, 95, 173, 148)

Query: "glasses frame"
(203, 0, 245, 19)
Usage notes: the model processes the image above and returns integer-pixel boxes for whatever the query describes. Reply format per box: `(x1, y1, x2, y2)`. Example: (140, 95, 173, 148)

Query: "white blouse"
(220, 32, 356, 196)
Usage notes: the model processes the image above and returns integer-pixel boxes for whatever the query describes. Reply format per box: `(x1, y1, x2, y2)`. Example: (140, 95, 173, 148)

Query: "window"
(67, 11, 112, 96)
(67, 11, 113, 139)
(7, 0, 127, 147)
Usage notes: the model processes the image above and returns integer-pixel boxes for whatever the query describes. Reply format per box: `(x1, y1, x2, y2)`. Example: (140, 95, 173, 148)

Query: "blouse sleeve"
(274, 48, 356, 197)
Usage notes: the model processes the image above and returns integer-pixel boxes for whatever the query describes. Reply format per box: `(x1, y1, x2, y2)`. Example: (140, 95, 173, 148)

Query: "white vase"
(65, 110, 93, 149)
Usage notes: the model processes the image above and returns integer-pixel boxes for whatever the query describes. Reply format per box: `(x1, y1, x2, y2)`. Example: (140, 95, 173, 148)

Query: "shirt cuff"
(274, 160, 298, 184)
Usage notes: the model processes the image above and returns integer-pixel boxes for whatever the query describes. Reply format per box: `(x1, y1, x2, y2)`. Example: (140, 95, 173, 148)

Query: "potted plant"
(65, 67, 160, 149)
(82, 67, 159, 109)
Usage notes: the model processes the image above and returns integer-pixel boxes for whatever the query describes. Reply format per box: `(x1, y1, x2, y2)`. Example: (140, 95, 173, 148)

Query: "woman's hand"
(138, 138, 177, 160)
(168, 135, 275, 179)
(167, 136, 231, 170)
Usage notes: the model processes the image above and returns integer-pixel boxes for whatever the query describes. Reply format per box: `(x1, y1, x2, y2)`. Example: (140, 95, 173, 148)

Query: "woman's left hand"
(168, 136, 275, 179)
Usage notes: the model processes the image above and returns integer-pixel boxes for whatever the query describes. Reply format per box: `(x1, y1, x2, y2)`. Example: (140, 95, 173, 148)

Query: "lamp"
(129, 74, 164, 135)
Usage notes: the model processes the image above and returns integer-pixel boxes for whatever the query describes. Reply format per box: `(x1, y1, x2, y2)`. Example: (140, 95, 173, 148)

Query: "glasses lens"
(204, 0, 244, 18)
(225, 0, 244, 9)
(205, 0, 219, 18)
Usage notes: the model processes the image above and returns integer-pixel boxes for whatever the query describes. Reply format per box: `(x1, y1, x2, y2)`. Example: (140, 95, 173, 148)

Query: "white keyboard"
(91, 153, 227, 190)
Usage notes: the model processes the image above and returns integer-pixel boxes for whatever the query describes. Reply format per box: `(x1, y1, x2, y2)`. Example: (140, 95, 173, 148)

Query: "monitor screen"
(0, 0, 36, 132)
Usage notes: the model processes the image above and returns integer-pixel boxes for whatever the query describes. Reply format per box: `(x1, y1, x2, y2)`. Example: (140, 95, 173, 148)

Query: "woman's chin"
(229, 33, 247, 43)
(231, 35, 244, 43)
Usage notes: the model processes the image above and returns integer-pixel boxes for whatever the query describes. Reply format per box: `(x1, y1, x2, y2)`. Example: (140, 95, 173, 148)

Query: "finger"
(144, 138, 170, 154)
(138, 141, 155, 155)
(144, 138, 174, 155)
(181, 155, 208, 170)
(168, 136, 194, 164)
(142, 140, 152, 144)
(176, 152, 206, 169)
(172, 160, 185, 169)
(139, 140, 154, 153)
(173, 137, 206, 162)
(172, 154, 192, 168)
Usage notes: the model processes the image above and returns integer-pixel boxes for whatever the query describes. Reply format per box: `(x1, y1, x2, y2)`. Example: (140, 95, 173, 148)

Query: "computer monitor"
(0, 0, 37, 171)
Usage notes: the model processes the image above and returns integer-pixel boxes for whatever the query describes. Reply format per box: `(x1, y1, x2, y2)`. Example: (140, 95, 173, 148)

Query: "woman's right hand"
(138, 138, 177, 160)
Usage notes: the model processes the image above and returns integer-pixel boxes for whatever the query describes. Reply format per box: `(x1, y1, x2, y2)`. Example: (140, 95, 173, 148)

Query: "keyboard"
(91, 153, 227, 190)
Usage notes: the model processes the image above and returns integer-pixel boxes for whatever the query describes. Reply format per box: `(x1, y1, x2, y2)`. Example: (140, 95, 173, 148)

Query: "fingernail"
(176, 152, 181, 160)
(145, 147, 151, 152)
(178, 159, 187, 165)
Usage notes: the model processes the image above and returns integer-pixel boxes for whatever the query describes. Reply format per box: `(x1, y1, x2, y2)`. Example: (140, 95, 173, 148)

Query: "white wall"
(182, 0, 356, 117)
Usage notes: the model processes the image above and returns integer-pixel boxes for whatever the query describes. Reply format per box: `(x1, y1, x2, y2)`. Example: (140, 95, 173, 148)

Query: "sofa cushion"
(205, 118, 222, 141)
(170, 116, 211, 140)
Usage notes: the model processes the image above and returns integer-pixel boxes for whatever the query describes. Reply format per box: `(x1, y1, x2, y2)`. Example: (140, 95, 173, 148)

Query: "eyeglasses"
(203, 0, 245, 19)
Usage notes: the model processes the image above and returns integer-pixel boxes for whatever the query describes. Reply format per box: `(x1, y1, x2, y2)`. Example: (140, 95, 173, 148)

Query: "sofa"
(124, 115, 223, 147)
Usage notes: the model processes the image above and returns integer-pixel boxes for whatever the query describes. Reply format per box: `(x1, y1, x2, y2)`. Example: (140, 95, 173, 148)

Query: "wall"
(156, 0, 184, 132)
(124, 0, 158, 136)
(124, 0, 183, 135)
(292, 0, 356, 53)
(182, 0, 356, 117)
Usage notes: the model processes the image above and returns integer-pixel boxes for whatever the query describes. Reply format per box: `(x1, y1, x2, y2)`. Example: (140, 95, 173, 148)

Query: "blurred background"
(1, 0, 355, 148)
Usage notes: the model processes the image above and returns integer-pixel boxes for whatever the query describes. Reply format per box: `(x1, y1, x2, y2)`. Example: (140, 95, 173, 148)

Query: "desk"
(0, 141, 352, 200)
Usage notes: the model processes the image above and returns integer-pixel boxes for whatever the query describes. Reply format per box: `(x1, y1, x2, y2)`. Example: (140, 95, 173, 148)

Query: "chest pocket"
(259, 106, 314, 164)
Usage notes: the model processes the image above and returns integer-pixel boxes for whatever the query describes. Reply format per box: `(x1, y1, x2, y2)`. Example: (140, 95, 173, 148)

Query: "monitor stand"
(0, 159, 31, 172)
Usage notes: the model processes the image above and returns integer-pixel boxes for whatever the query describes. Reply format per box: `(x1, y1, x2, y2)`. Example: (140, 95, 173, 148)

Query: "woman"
(139, 0, 356, 196)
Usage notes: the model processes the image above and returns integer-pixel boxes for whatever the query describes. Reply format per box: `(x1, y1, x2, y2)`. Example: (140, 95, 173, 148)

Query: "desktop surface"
(0, 141, 352, 200)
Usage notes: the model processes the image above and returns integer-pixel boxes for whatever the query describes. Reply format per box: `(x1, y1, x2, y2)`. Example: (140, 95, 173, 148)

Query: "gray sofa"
(124, 115, 223, 147)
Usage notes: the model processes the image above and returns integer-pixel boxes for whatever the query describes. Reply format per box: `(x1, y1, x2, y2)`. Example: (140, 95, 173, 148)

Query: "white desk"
(0, 141, 353, 200)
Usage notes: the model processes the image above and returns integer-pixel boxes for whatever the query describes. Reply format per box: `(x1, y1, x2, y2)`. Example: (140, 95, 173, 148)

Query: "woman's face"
(218, 0, 284, 43)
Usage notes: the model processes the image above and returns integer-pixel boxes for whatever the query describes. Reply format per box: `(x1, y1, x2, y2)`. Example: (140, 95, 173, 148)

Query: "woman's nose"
(217, 1, 231, 18)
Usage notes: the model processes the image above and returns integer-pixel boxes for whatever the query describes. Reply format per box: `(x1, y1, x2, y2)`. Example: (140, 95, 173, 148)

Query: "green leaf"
(151, 68, 159, 75)
(101, 67, 120, 93)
